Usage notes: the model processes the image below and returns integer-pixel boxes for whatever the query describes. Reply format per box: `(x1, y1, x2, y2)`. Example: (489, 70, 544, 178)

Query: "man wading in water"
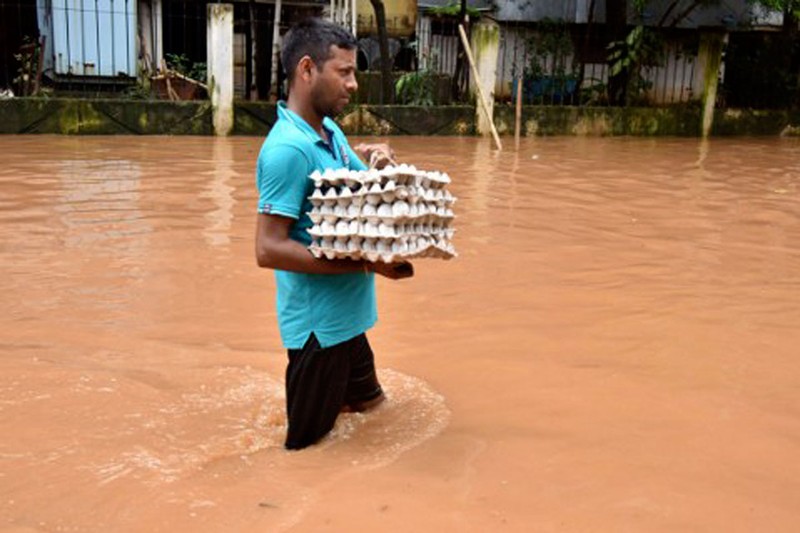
(255, 18, 413, 450)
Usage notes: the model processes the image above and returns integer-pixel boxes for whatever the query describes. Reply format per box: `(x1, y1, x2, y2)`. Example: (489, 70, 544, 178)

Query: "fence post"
(469, 18, 500, 138)
(207, 3, 234, 136)
(154, 0, 164, 73)
(698, 29, 726, 138)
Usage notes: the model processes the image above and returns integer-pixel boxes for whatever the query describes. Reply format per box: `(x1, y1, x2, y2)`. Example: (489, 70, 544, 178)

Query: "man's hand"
(353, 143, 396, 169)
(368, 261, 414, 280)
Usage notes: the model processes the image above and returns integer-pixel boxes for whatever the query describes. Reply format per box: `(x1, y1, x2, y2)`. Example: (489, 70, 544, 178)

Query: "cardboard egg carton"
(306, 165, 457, 263)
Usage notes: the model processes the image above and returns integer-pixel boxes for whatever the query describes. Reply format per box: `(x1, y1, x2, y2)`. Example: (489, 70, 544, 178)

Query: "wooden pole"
(458, 24, 502, 151)
(248, 0, 258, 100)
(270, 0, 283, 101)
(514, 74, 522, 150)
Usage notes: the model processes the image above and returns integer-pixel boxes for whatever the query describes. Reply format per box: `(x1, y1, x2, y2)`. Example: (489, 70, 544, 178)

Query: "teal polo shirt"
(256, 102, 376, 349)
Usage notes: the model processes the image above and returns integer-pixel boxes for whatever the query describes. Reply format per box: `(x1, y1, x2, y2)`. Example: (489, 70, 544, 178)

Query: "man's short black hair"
(281, 18, 357, 84)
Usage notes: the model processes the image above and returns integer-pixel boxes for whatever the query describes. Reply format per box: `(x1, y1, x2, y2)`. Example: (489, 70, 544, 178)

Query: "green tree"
(749, 0, 799, 18)
(606, 0, 629, 104)
(606, 0, 720, 105)
(369, 0, 394, 104)
(748, 0, 800, 106)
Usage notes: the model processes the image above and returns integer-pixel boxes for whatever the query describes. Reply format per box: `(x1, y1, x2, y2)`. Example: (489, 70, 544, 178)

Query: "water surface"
(1, 135, 799, 531)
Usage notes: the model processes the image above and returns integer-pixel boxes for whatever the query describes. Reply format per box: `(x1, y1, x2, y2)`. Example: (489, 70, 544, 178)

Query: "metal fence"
(0, 1, 795, 109)
(415, 15, 461, 78)
(495, 21, 702, 106)
(411, 16, 703, 106)
(13, 0, 141, 95)
(0, 0, 300, 99)
(1, 0, 40, 92)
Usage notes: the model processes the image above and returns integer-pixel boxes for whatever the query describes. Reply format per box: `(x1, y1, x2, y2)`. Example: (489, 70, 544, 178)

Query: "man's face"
(309, 45, 358, 118)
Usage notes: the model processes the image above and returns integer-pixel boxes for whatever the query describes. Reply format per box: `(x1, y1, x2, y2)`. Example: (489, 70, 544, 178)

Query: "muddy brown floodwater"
(1, 134, 799, 532)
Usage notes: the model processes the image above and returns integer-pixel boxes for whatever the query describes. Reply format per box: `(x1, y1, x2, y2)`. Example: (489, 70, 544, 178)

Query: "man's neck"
(286, 95, 325, 138)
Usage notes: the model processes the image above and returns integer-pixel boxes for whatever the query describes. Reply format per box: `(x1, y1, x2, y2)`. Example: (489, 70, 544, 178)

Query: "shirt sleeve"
(256, 143, 312, 219)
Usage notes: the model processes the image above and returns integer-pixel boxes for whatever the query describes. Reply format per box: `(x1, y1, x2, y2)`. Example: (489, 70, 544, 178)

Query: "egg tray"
(306, 165, 458, 263)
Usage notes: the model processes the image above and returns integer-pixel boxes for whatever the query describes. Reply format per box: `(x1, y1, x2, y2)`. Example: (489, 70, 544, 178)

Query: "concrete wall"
(0, 98, 212, 134)
(1, 98, 799, 137)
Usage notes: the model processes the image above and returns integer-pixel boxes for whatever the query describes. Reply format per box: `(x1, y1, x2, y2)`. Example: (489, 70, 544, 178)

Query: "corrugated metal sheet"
(635, 0, 777, 29)
(494, 0, 581, 22)
(490, 0, 780, 29)
(45, 0, 137, 76)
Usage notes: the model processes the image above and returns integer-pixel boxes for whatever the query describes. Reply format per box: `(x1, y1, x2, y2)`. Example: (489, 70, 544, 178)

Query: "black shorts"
(284, 333, 383, 450)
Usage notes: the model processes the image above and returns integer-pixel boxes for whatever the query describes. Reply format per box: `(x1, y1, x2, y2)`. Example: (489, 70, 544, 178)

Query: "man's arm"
(255, 213, 414, 279)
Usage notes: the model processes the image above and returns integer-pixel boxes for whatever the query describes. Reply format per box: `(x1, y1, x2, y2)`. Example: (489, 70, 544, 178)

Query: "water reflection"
(201, 138, 237, 247)
(57, 157, 150, 251)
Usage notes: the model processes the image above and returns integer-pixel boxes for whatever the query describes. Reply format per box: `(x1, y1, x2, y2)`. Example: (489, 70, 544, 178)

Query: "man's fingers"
(369, 261, 413, 279)
(392, 262, 414, 278)
(369, 150, 394, 169)
(356, 143, 397, 168)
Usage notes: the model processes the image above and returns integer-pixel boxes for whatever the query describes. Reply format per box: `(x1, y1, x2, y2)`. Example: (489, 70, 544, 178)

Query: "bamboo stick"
(458, 24, 502, 151)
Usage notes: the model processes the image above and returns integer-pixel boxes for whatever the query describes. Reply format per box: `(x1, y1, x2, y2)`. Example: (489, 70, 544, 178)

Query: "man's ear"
(297, 56, 315, 82)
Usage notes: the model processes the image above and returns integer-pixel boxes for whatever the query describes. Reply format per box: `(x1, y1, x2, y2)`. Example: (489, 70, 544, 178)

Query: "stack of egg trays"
(306, 164, 457, 263)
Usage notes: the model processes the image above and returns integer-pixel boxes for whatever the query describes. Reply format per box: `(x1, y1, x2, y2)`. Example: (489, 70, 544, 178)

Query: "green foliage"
(607, 25, 664, 104)
(123, 84, 152, 100)
(517, 19, 578, 104)
(427, 1, 480, 18)
(747, 0, 800, 16)
(395, 70, 436, 106)
(165, 53, 207, 83)
(13, 36, 42, 96)
(579, 78, 609, 105)
(523, 19, 574, 79)
(632, 0, 649, 14)
(395, 42, 439, 106)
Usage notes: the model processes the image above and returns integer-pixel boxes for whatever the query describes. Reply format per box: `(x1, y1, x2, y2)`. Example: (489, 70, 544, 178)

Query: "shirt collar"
(277, 101, 336, 147)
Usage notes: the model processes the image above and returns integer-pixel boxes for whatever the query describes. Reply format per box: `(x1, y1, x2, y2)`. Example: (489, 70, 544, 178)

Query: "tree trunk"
(606, 0, 628, 105)
(270, 0, 283, 100)
(657, 0, 682, 27)
(248, 0, 258, 100)
(451, 0, 469, 101)
(783, 2, 799, 108)
(369, 0, 394, 104)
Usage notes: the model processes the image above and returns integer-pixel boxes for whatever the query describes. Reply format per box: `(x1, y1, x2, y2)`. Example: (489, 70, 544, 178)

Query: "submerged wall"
(0, 99, 213, 135)
(1, 98, 798, 136)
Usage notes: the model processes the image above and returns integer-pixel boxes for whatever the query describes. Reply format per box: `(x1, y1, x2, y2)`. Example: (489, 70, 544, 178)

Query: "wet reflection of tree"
(200, 138, 237, 248)
(468, 138, 498, 233)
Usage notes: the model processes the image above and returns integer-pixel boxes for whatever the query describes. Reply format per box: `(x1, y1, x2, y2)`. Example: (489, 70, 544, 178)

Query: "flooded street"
(1, 134, 799, 531)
